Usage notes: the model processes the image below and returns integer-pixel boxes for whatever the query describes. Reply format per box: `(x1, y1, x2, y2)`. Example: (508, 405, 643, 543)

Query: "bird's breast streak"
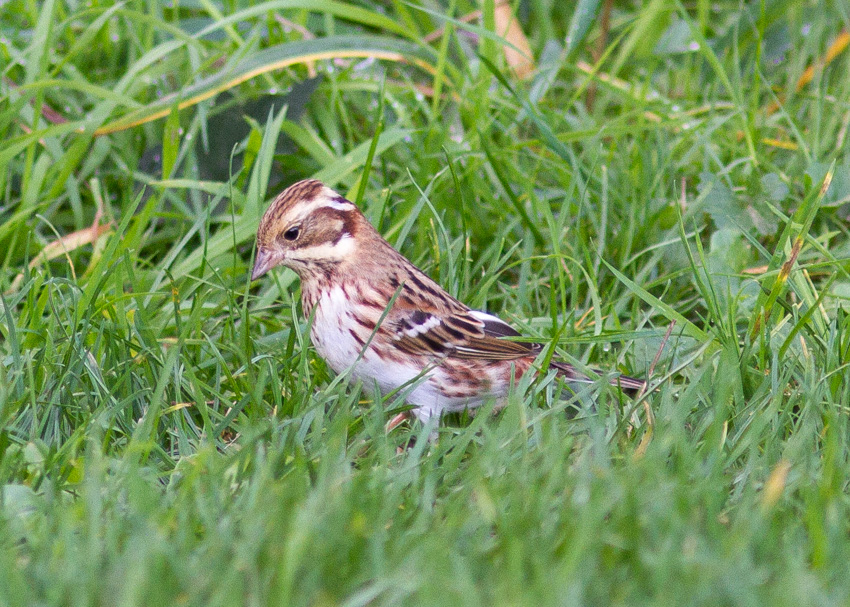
(311, 286, 364, 373)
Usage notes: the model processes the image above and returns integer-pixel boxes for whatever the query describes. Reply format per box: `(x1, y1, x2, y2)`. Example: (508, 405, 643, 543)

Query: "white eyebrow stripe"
(298, 190, 356, 217)
(320, 198, 356, 211)
(318, 186, 356, 210)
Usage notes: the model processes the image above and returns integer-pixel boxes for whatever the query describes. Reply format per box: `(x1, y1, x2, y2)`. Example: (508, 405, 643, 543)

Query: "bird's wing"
(388, 296, 541, 361)
(384, 280, 645, 392)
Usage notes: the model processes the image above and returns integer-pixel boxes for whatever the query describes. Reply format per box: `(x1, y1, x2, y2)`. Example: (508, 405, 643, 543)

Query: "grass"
(2, 0, 850, 604)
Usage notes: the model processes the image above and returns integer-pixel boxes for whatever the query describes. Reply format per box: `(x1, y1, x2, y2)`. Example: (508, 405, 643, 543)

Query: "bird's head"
(252, 179, 363, 280)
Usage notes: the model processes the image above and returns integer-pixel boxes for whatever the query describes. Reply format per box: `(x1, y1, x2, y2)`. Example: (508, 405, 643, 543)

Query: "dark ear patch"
(302, 208, 347, 247)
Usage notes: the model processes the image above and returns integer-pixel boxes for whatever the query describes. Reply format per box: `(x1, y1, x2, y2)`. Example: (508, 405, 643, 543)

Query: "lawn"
(2, 0, 850, 605)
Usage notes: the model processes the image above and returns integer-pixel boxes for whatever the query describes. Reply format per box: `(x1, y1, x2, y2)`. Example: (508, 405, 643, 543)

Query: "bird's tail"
(549, 360, 646, 395)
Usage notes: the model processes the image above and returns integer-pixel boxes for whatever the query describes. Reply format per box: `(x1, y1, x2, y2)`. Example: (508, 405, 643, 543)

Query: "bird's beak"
(251, 247, 276, 281)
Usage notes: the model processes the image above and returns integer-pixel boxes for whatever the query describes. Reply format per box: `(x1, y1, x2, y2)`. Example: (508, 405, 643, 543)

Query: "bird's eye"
(283, 226, 300, 241)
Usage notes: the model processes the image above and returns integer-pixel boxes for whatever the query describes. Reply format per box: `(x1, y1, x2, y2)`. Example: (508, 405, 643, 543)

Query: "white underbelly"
(309, 286, 503, 421)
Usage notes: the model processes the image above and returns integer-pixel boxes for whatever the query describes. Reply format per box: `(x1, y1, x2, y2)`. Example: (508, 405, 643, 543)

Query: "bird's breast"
(308, 285, 369, 374)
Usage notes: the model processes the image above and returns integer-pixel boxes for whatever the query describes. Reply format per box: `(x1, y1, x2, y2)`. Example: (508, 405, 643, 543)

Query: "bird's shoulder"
(384, 264, 541, 361)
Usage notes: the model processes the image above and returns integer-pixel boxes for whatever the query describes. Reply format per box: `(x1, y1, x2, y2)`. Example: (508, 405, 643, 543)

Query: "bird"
(251, 179, 645, 425)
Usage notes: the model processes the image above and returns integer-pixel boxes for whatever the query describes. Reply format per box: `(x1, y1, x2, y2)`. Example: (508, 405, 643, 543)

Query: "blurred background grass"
(2, 0, 850, 605)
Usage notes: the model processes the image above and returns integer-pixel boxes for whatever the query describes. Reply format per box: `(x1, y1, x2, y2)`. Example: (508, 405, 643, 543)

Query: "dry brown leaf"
(797, 29, 849, 91)
(423, 9, 481, 43)
(767, 28, 849, 114)
(761, 459, 791, 511)
(494, 0, 535, 79)
(7, 208, 113, 293)
(422, 3, 534, 78)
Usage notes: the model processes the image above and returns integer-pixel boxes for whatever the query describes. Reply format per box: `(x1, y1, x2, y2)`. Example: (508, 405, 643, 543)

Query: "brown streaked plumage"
(252, 179, 645, 423)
